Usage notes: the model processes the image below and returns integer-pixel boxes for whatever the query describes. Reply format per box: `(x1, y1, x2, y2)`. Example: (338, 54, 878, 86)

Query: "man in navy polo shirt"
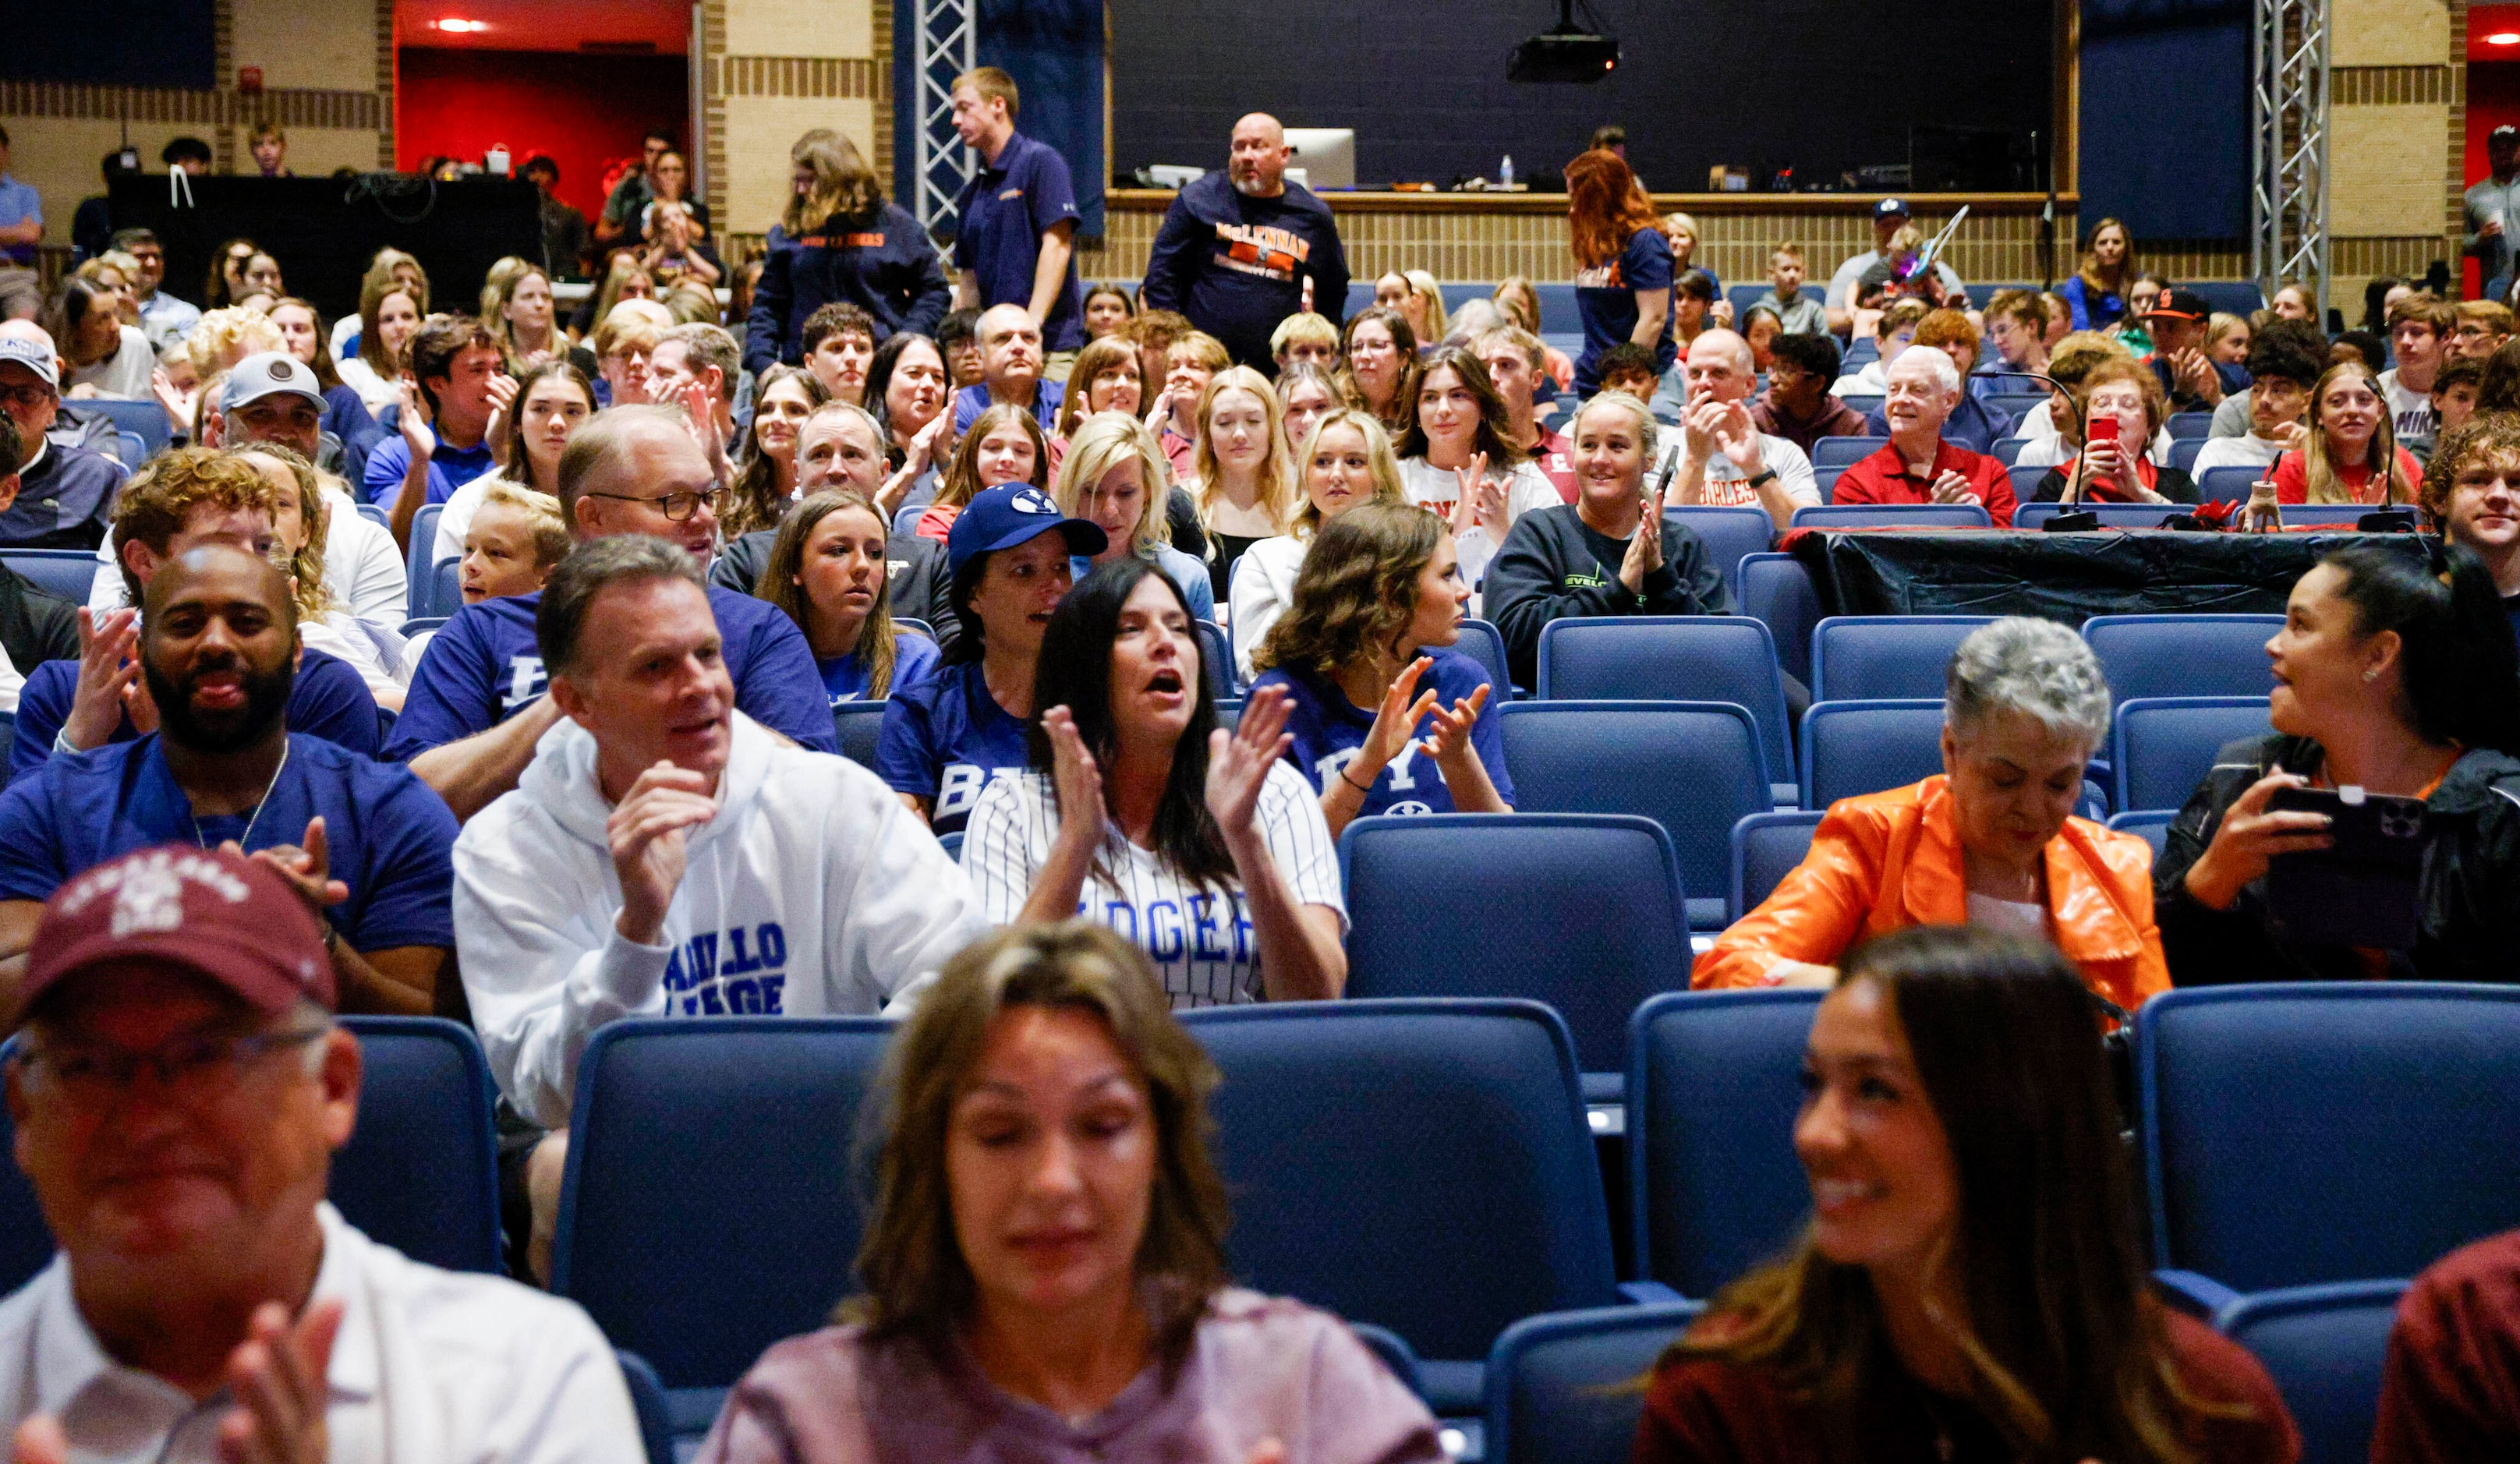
(0, 544, 456, 1013)
(388, 405, 836, 819)
(949, 67, 1085, 378)
(1141, 112, 1350, 373)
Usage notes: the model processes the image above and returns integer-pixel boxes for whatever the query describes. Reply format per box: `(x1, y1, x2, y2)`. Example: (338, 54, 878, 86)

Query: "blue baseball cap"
(947, 483, 1106, 575)
(1873, 197, 1909, 221)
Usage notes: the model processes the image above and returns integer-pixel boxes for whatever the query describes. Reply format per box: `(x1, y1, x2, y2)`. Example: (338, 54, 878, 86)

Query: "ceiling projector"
(1509, 1, 1618, 83)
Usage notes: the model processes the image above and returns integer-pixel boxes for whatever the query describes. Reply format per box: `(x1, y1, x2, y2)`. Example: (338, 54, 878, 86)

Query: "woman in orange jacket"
(1694, 617, 2170, 1012)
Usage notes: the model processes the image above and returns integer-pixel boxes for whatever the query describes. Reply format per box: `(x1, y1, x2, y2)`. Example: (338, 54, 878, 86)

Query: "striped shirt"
(964, 763, 1345, 1007)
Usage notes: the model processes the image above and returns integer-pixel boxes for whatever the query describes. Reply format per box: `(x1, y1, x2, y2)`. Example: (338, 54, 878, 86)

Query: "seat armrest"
(1619, 1279, 1688, 1306)
(2150, 1269, 2242, 1317)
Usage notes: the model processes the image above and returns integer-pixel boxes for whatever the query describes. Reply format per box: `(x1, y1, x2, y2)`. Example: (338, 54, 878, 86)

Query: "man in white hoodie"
(452, 535, 987, 1277)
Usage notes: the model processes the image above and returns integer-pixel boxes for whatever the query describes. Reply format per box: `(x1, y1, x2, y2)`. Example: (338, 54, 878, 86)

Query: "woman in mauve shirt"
(698, 922, 1439, 1464)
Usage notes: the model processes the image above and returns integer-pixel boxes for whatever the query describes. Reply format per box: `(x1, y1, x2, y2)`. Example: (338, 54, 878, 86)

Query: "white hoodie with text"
(455, 710, 989, 1128)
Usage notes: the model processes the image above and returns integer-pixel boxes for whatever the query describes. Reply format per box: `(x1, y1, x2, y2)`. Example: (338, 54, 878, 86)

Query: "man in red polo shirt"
(1832, 348, 2016, 526)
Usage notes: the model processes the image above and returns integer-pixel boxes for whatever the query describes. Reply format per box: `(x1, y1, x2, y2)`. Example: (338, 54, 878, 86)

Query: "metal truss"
(2252, 0, 2331, 309)
(911, 0, 976, 234)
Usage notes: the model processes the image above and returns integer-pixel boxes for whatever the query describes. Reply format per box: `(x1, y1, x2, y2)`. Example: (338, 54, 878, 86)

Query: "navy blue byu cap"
(947, 483, 1107, 575)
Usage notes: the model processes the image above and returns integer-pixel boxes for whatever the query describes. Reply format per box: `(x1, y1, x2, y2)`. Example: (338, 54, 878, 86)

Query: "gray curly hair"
(1945, 617, 2112, 749)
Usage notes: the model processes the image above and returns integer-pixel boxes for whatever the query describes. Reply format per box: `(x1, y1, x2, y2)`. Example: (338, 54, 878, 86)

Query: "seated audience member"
(588, 306, 664, 410)
(1739, 306, 1783, 374)
(2334, 330, 2390, 374)
(201, 354, 407, 626)
(937, 306, 985, 388)
(1832, 350, 2017, 525)
(268, 296, 387, 480)
(917, 401, 1050, 542)
(16, 449, 380, 780)
(1082, 280, 1134, 341)
(1188, 367, 1296, 596)
(238, 445, 411, 710)
(1592, 341, 1662, 403)
(1339, 306, 1419, 433)
(1049, 335, 1147, 480)
(2145, 288, 2248, 413)
(2196, 320, 2326, 472)
(1249, 500, 1508, 833)
(0, 416, 76, 680)
(50, 278, 152, 400)
(965, 560, 1347, 1005)
(1152, 328, 1230, 482)
(2371, 1223, 2520, 1460)
(865, 329, 954, 501)
(1750, 242, 1827, 335)
(1230, 408, 1405, 681)
(0, 543, 455, 1012)
(334, 267, 427, 418)
(1386, 269, 1448, 346)
(1749, 331, 1868, 454)
(2433, 355, 2483, 439)
(1053, 412, 1216, 619)
(2381, 294, 2452, 458)
(1980, 288, 2052, 378)
(1120, 309, 1187, 405)
(1859, 310, 2014, 454)
(1831, 298, 1927, 398)
(1270, 310, 1341, 374)
(2207, 310, 2253, 372)
(2452, 299, 2514, 363)
(799, 300, 877, 405)
(877, 484, 1102, 832)
(2117, 273, 2167, 354)
(366, 315, 503, 548)
(2013, 331, 2157, 471)
(0, 334, 125, 551)
(741, 128, 950, 379)
(2157, 543, 2520, 984)
(1697, 619, 2165, 1004)
(457, 538, 982, 1275)
(118, 228, 200, 352)
(696, 922, 1439, 1461)
(756, 490, 942, 703)
(951, 304, 1064, 433)
(717, 364, 826, 541)
(0, 843, 642, 1459)
(2033, 359, 2200, 504)
(1642, 925, 2295, 1463)
(1669, 268, 1719, 355)
(1655, 329, 1821, 533)
(1393, 347, 1559, 592)
(2269, 360, 2423, 506)
(482, 260, 583, 377)
(1277, 362, 1350, 464)
(2268, 281, 2315, 322)
(386, 406, 834, 819)
(1490, 276, 1577, 390)
(1471, 325, 1577, 501)
(646, 321, 742, 463)
(430, 359, 595, 568)
(455, 480, 566, 612)
(1486, 392, 1733, 689)
(2424, 418, 2520, 612)
(2058, 217, 2136, 331)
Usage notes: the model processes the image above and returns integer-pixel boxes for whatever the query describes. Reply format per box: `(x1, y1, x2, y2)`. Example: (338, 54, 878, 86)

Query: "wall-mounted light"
(2490, 30, 2520, 44)
(432, 17, 488, 33)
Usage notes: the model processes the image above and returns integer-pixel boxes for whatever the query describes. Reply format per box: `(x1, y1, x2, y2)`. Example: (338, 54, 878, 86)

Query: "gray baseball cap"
(223, 352, 324, 411)
(0, 336, 58, 388)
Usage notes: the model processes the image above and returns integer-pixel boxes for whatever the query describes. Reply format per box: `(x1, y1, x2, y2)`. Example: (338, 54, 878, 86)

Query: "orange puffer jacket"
(1691, 776, 2171, 1011)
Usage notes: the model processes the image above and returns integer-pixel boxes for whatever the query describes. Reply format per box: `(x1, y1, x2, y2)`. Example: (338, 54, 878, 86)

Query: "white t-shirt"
(1828, 360, 1888, 399)
(1966, 890, 2052, 945)
(336, 355, 399, 416)
(1649, 432, 1820, 510)
(2190, 434, 2285, 476)
(1396, 458, 1561, 596)
(964, 763, 1347, 1008)
(65, 326, 156, 401)
(2377, 369, 2437, 455)
(435, 469, 506, 565)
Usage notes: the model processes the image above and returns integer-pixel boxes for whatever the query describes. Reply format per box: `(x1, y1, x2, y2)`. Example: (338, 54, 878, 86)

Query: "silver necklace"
(188, 740, 291, 850)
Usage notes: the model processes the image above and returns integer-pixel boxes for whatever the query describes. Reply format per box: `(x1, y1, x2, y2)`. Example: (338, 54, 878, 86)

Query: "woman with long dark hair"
(2157, 541, 2520, 983)
(1393, 345, 1560, 592)
(964, 557, 1347, 1006)
(200, 236, 260, 312)
(756, 490, 940, 704)
(1564, 147, 1674, 394)
(745, 127, 952, 377)
(863, 330, 954, 511)
(719, 364, 828, 540)
(915, 401, 1049, 542)
(1338, 306, 1419, 432)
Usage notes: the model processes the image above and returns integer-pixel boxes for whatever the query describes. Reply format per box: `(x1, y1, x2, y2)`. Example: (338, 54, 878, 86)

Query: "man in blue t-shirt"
(0, 545, 456, 1013)
(388, 405, 835, 820)
(363, 314, 502, 525)
(948, 305, 1065, 434)
(949, 68, 1085, 370)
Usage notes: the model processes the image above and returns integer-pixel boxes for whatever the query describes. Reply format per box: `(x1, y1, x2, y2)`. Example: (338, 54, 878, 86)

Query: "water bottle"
(1499, 154, 1516, 189)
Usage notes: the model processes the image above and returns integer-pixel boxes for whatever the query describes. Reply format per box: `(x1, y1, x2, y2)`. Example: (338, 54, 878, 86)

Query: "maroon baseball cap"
(13, 845, 334, 1030)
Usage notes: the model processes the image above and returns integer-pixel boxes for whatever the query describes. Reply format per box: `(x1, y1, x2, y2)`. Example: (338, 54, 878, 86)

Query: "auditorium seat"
(1535, 616, 1795, 784)
(2081, 614, 2281, 704)
(1454, 617, 1515, 700)
(1983, 392, 2053, 422)
(617, 1350, 675, 1464)
(2006, 461, 2051, 506)
(1627, 990, 1823, 1299)
(2171, 436, 2206, 473)
(1789, 502, 1994, 532)
(1814, 461, 1847, 502)
(831, 700, 885, 767)
(2110, 695, 2273, 813)
(1194, 617, 1235, 700)
(356, 502, 389, 529)
(2169, 411, 2215, 440)
(407, 504, 443, 610)
(2213, 1281, 2409, 1464)
(1339, 813, 1690, 1094)
(1483, 1302, 1705, 1464)
(77, 397, 173, 455)
(2138, 985, 2520, 1303)
(1532, 282, 1578, 334)
(554, 1017, 894, 1441)
(1808, 614, 1994, 702)
(1965, 282, 2037, 307)
(1839, 393, 1884, 418)
(1662, 504, 1771, 597)
(2199, 465, 2262, 503)
(2107, 808, 2175, 857)
(2012, 500, 2196, 531)
(1499, 701, 1771, 932)
(2187, 281, 2268, 316)
(1737, 553, 1821, 688)
(1991, 436, 2029, 465)
(1802, 698, 2108, 817)
(421, 557, 461, 620)
(1, 550, 100, 603)
(1807, 436, 1886, 469)
(113, 430, 147, 469)
(1181, 999, 1622, 1415)
(1730, 809, 1823, 922)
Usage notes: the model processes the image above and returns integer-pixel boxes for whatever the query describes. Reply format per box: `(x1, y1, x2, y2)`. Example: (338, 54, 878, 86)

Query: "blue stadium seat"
(1809, 615, 1995, 702)
(2, 550, 99, 603)
(1984, 393, 2053, 422)
(2187, 281, 2268, 316)
(2214, 1281, 2409, 1464)
(1454, 617, 1514, 700)
(2013, 500, 2193, 530)
(892, 502, 925, 536)
(2108, 808, 2175, 857)
(1966, 281, 2037, 307)
(1532, 282, 1578, 334)
(2171, 436, 2206, 473)
(1991, 435, 2030, 465)
(2198, 465, 2263, 503)
(896, 617, 936, 641)
(2282, 504, 2416, 528)
(77, 397, 172, 455)
(1789, 503, 1994, 532)
(1731, 809, 1823, 923)
(2082, 614, 2281, 704)
(1536, 616, 1794, 783)
(113, 430, 146, 469)
(1499, 702, 1770, 932)
(1194, 617, 1235, 700)
(831, 700, 886, 767)
(1662, 504, 1772, 599)
(1627, 990, 1824, 1298)
(405, 504, 444, 616)
(616, 1350, 676, 1464)
(1723, 283, 1771, 323)
(1807, 436, 1886, 469)
(1483, 1303, 1705, 1464)
(356, 502, 389, 529)
(1181, 999, 1621, 1415)
(2111, 696, 2273, 813)
(1339, 815, 1690, 1094)
(554, 1018, 894, 1441)
(401, 616, 449, 635)
(2169, 411, 2215, 440)
(423, 557, 460, 620)
(2007, 460, 2052, 507)
(1814, 461, 1847, 503)
(1737, 553, 1821, 688)
(1798, 698, 1945, 810)
(1838, 393, 1884, 418)
(2137, 985, 2520, 1300)
(1842, 340, 1880, 369)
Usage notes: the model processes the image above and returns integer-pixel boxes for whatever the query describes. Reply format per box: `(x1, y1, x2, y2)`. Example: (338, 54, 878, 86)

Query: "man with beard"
(9, 448, 380, 781)
(1141, 112, 1350, 371)
(0, 543, 457, 1014)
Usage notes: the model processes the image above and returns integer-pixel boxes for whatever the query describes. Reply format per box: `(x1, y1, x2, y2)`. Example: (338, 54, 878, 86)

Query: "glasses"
(16, 1027, 330, 1099)
(583, 490, 710, 522)
(0, 384, 55, 410)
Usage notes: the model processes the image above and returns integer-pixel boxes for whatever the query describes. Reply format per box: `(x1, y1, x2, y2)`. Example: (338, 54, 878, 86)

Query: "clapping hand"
(1927, 469, 1980, 506)
(230, 819, 350, 921)
(1709, 398, 1761, 473)
(1042, 705, 1109, 851)
(63, 607, 146, 751)
(1449, 451, 1502, 535)
(674, 377, 733, 486)
(482, 371, 519, 469)
(1618, 501, 1665, 595)
(1207, 684, 1295, 844)
(395, 379, 436, 464)
(214, 1299, 343, 1464)
(1353, 656, 1440, 788)
(1422, 682, 1492, 769)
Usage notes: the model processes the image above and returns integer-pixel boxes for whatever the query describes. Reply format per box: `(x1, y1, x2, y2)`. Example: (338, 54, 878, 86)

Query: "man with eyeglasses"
(386, 405, 834, 821)
(0, 841, 641, 1461)
(0, 336, 124, 553)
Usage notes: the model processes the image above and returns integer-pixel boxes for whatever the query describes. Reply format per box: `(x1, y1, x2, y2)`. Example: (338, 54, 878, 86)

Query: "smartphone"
(2086, 415, 2121, 446)
(2263, 784, 2429, 949)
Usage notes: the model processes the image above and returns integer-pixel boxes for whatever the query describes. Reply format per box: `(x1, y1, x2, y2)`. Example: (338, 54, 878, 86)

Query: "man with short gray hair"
(1832, 348, 2016, 525)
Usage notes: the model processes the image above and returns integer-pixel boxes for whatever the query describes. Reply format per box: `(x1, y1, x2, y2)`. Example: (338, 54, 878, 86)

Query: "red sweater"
(2269, 445, 2423, 506)
(1832, 439, 2017, 527)
(2373, 1228, 2520, 1463)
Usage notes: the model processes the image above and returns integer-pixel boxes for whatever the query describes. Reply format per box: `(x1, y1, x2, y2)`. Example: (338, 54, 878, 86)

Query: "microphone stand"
(1984, 368, 2099, 505)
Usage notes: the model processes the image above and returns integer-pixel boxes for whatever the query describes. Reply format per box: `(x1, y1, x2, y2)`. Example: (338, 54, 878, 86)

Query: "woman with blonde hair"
(327, 247, 427, 359)
(755, 489, 941, 704)
(1661, 211, 1721, 303)
(234, 444, 412, 709)
(1190, 366, 1298, 597)
(571, 254, 657, 340)
(1566, 147, 1674, 394)
(1052, 411, 1216, 620)
(746, 128, 951, 380)
(916, 401, 1049, 541)
(1374, 269, 1448, 347)
(1493, 275, 1577, 391)
(1277, 362, 1352, 469)
(2271, 359, 2423, 506)
(480, 256, 587, 374)
(1228, 406, 1408, 679)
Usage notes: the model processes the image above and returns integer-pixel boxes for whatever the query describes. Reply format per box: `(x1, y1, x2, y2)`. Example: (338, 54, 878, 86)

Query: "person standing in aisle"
(949, 69, 1087, 382)
(1141, 113, 1350, 374)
